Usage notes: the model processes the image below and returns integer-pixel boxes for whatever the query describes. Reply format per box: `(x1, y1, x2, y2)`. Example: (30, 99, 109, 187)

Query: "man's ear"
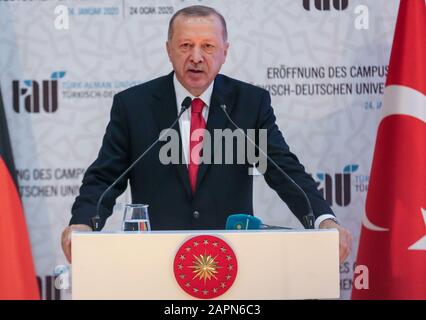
(166, 41, 172, 60)
(222, 42, 230, 63)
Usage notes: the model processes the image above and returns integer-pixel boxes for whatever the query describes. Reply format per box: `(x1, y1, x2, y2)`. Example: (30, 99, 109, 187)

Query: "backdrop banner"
(0, 0, 399, 300)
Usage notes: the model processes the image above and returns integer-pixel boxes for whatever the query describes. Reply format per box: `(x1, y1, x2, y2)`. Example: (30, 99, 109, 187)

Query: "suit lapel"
(151, 72, 192, 197)
(195, 74, 236, 192)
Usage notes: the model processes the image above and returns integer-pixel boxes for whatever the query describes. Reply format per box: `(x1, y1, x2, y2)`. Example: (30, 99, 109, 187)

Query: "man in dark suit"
(62, 5, 351, 263)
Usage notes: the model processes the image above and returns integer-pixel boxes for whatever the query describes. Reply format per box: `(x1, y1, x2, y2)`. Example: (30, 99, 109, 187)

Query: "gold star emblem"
(174, 235, 238, 299)
(189, 253, 221, 284)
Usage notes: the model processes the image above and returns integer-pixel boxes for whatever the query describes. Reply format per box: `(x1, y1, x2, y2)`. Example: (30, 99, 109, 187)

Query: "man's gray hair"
(168, 5, 228, 42)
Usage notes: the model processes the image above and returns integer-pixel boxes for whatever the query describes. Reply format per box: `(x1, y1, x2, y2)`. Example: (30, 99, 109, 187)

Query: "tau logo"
(303, 0, 349, 11)
(12, 71, 65, 113)
(316, 164, 358, 207)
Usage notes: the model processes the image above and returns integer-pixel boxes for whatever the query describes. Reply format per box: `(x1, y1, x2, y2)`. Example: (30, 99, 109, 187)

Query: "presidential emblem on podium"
(173, 235, 238, 299)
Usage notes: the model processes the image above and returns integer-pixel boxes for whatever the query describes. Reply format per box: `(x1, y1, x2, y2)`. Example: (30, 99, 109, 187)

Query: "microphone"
(225, 214, 293, 230)
(226, 214, 262, 230)
(91, 96, 193, 231)
(216, 96, 316, 229)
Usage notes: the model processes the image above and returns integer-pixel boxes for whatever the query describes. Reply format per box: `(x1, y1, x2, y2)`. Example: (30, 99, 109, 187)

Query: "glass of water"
(122, 204, 151, 231)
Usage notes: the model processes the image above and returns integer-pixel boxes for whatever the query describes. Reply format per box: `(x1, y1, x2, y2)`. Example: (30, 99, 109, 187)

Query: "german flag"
(0, 86, 39, 299)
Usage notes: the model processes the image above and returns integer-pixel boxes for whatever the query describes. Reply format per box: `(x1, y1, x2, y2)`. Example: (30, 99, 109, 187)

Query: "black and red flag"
(0, 86, 39, 299)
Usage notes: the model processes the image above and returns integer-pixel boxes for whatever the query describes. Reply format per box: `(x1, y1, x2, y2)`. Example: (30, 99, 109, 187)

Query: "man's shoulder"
(115, 73, 172, 100)
(216, 74, 269, 97)
(215, 74, 270, 108)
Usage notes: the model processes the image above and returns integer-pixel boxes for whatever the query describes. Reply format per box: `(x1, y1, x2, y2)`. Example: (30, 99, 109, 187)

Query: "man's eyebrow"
(177, 38, 194, 43)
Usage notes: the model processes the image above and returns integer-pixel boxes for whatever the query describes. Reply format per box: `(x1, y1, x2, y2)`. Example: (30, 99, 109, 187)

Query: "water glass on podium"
(122, 204, 151, 231)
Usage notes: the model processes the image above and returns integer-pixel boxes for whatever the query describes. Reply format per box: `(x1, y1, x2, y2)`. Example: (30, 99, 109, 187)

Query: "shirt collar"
(173, 73, 214, 109)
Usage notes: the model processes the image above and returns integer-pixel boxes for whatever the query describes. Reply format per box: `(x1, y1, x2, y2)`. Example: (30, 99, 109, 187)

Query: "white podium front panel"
(72, 230, 339, 300)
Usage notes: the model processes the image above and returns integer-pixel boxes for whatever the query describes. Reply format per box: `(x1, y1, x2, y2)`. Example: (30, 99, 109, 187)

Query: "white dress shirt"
(172, 74, 336, 229)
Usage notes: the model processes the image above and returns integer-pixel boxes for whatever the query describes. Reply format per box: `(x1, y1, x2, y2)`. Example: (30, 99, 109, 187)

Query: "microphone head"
(225, 214, 262, 230)
(214, 94, 227, 111)
(181, 96, 192, 110)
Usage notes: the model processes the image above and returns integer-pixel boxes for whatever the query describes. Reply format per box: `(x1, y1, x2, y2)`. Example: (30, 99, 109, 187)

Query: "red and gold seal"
(173, 235, 238, 299)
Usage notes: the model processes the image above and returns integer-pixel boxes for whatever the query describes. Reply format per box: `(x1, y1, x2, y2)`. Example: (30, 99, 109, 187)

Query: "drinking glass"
(122, 204, 151, 231)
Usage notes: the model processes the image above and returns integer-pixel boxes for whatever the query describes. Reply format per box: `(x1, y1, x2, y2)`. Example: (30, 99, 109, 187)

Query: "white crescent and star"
(362, 84, 425, 234)
(408, 208, 426, 251)
(362, 212, 389, 232)
(381, 85, 426, 123)
(362, 207, 426, 252)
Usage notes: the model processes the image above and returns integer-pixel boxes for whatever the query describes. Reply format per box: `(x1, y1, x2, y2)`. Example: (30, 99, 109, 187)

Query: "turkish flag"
(352, 0, 426, 299)
(0, 87, 39, 299)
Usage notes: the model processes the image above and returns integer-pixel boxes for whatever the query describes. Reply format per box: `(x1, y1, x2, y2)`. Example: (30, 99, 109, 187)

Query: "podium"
(72, 229, 339, 299)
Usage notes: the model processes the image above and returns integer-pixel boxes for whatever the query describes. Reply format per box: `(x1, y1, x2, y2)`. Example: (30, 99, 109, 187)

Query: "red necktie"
(188, 98, 206, 193)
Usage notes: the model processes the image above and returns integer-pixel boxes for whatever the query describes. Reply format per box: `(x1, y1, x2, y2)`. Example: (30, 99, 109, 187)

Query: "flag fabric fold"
(0, 86, 40, 300)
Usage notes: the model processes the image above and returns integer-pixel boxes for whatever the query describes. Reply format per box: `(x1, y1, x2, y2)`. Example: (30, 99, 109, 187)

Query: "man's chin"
(182, 79, 211, 95)
(185, 72, 207, 82)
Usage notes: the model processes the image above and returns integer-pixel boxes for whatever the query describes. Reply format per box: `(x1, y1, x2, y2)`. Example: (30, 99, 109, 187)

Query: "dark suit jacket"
(70, 72, 334, 230)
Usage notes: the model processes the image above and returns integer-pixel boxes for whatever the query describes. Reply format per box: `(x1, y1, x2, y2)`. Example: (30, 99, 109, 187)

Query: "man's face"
(167, 14, 229, 96)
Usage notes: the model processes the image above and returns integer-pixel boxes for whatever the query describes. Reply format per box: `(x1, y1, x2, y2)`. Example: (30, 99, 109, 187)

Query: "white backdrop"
(0, 0, 399, 299)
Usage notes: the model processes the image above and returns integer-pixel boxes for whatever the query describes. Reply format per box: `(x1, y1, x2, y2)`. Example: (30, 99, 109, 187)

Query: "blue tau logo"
(12, 71, 66, 113)
(316, 164, 358, 207)
(303, 0, 349, 11)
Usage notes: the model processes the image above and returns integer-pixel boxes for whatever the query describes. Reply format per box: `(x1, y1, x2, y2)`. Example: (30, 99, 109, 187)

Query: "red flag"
(352, 0, 426, 299)
(0, 87, 40, 299)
